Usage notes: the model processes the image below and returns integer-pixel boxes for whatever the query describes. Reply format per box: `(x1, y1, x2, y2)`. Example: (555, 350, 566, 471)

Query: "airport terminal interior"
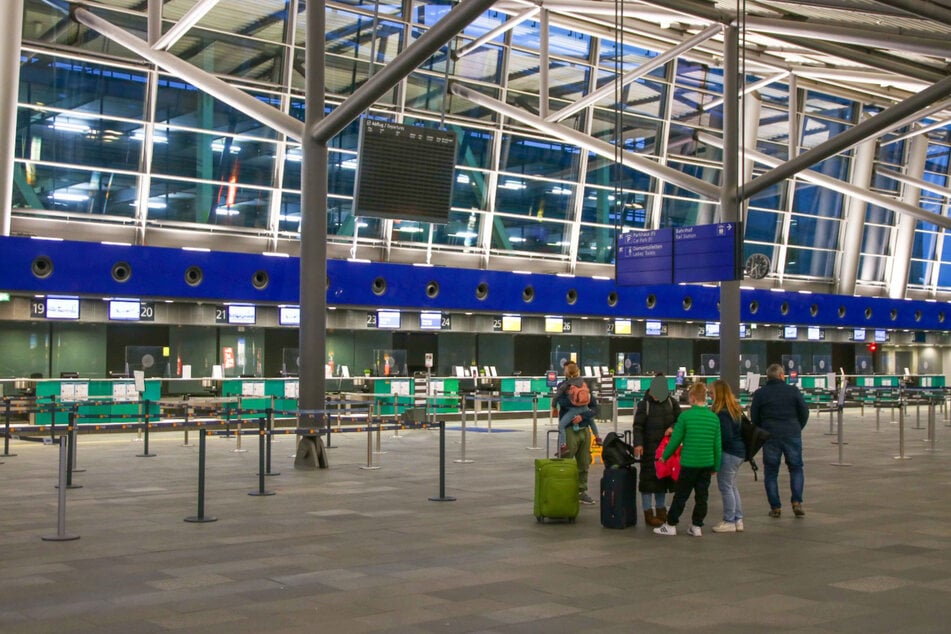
(2, 0, 951, 631)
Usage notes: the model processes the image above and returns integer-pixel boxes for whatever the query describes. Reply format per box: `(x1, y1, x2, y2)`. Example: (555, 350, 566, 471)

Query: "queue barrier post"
(359, 420, 381, 470)
(830, 406, 851, 467)
(264, 407, 279, 476)
(429, 421, 456, 502)
(185, 430, 217, 523)
(924, 399, 940, 452)
(62, 414, 82, 489)
(249, 417, 276, 496)
(42, 434, 80, 542)
(137, 400, 156, 458)
(454, 398, 474, 464)
(526, 395, 541, 450)
(2, 397, 15, 457)
(182, 404, 193, 447)
(895, 398, 911, 461)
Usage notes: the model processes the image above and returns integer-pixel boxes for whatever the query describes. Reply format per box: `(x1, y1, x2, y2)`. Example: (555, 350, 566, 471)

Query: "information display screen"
(279, 306, 300, 326)
(419, 311, 442, 330)
(853, 328, 866, 342)
(228, 305, 256, 325)
(704, 322, 720, 337)
(807, 326, 823, 341)
(377, 310, 401, 329)
(544, 317, 564, 333)
(109, 300, 140, 321)
(644, 320, 662, 336)
(45, 297, 80, 320)
(353, 120, 457, 223)
(783, 325, 798, 339)
(501, 315, 522, 332)
(874, 329, 887, 342)
(614, 318, 633, 335)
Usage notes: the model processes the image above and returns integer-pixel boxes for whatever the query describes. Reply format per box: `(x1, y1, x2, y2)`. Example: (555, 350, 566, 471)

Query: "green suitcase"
(534, 458, 580, 523)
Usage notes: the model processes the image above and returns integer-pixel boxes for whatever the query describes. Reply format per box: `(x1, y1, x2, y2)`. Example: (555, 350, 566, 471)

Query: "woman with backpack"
(633, 373, 680, 526)
(709, 379, 746, 533)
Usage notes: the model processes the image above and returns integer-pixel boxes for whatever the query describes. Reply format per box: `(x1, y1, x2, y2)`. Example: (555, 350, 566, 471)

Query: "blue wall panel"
(0, 236, 948, 331)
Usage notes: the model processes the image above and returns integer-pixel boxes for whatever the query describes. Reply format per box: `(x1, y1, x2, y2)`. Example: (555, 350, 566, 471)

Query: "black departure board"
(353, 120, 456, 224)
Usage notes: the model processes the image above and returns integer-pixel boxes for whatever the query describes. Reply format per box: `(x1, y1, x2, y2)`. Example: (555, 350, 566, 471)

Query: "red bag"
(654, 436, 682, 481)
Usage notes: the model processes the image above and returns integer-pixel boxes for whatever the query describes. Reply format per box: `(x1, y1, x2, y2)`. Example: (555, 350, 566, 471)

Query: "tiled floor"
(2, 405, 951, 633)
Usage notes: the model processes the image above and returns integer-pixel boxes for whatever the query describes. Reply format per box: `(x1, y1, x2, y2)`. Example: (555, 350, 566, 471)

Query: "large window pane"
(490, 216, 570, 257)
(13, 163, 137, 218)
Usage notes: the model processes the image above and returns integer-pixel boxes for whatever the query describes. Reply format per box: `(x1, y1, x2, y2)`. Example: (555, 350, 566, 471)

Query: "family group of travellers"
(549, 361, 811, 535)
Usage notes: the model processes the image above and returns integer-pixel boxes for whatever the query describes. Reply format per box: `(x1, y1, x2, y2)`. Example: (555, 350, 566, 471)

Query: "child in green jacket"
(653, 381, 722, 537)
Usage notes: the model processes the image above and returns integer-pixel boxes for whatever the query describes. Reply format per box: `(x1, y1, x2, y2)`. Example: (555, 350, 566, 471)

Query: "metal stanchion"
(64, 418, 82, 488)
(374, 415, 386, 455)
(264, 407, 279, 476)
(825, 407, 836, 435)
(526, 395, 541, 450)
(894, 399, 911, 460)
(454, 401, 474, 464)
(913, 401, 924, 430)
(69, 414, 84, 474)
(830, 407, 851, 466)
(429, 421, 456, 502)
(232, 418, 247, 453)
(137, 400, 156, 458)
(42, 435, 80, 542)
(49, 398, 57, 441)
(924, 400, 939, 452)
(2, 398, 16, 457)
(249, 418, 275, 496)
(875, 404, 882, 432)
(612, 397, 619, 434)
(359, 421, 381, 470)
(182, 403, 193, 447)
(185, 430, 217, 523)
(486, 395, 493, 433)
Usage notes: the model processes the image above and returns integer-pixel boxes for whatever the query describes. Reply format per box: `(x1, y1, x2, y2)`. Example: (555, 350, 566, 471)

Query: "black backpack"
(600, 431, 637, 468)
(740, 414, 771, 480)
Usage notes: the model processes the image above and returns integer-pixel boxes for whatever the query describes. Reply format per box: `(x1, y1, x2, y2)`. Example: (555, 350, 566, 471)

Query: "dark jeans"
(762, 435, 804, 509)
(665, 466, 713, 528)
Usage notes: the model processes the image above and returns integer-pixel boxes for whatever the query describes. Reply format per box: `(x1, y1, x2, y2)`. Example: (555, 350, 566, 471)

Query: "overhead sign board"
(616, 228, 674, 286)
(672, 222, 741, 284)
(616, 222, 741, 286)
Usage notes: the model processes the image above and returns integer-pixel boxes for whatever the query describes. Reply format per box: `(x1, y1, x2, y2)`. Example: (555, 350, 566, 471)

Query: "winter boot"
(655, 507, 668, 524)
(644, 509, 663, 527)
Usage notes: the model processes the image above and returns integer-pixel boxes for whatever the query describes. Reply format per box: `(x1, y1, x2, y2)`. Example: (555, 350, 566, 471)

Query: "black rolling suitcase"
(600, 464, 637, 529)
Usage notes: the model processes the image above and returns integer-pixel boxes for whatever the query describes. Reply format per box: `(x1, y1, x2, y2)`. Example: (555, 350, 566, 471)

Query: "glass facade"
(10, 0, 951, 295)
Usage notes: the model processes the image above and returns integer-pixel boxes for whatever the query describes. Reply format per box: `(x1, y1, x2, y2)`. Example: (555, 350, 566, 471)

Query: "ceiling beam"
(698, 132, 951, 231)
(450, 83, 720, 200)
(743, 72, 951, 200)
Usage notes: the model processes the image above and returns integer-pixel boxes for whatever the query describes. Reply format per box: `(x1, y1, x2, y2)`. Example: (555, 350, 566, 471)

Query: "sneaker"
(735, 519, 745, 532)
(653, 523, 677, 536)
(687, 525, 702, 537)
(558, 444, 569, 458)
(792, 502, 805, 517)
(711, 521, 736, 533)
(768, 508, 781, 518)
(578, 492, 596, 505)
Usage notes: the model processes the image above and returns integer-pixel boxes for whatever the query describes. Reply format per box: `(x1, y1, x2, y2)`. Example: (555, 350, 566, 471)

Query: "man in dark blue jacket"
(750, 363, 810, 518)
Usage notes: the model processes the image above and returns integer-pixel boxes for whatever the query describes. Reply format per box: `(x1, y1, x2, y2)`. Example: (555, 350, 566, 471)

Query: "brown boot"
(644, 509, 662, 527)
(655, 507, 668, 524)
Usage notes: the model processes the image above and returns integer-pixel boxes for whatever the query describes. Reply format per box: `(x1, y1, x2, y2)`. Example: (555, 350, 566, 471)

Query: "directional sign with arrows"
(616, 221, 742, 286)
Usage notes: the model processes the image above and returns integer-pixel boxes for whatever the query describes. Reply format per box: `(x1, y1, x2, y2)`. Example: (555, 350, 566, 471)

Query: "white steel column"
(0, 0, 25, 236)
(888, 134, 929, 299)
(539, 10, 549, 119)
(836, 135, 876, 295)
